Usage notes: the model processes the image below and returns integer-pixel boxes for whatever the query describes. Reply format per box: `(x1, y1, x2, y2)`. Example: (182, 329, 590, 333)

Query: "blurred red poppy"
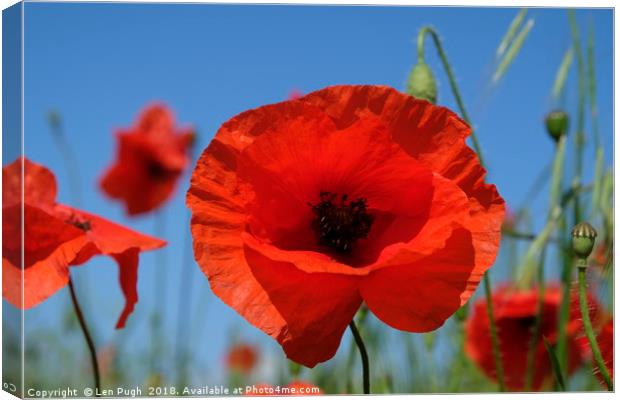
(465, 285, 598, 390)
(3, 158, 166, 328)
(187, 85, 505, 367)
(226, 343, 259, 374)
(100, 103, 194, 216)
(285, 381, 322, 395)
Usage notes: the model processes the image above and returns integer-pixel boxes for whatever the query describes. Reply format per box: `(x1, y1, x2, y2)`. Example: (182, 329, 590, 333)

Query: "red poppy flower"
(464, 285, 598, 390)
(3, 158, 165, 328)
(226, 343, 259, 374)
(285, 381, 322, 395)
(187, 85, 505, 367)
(100, 103, 194, 216)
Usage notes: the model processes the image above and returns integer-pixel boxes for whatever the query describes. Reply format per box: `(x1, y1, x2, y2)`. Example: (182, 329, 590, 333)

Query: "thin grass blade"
(496, 8, 527, 59)
(543, 337, 566, 390)
(551, 48, 574, 100)
(492, 18, 534, 83)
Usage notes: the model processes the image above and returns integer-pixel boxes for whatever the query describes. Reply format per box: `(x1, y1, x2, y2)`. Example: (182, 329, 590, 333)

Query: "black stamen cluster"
(309, 192, 374, 253)
(146, 159, 173, 181)
(66, 215, 92, 231)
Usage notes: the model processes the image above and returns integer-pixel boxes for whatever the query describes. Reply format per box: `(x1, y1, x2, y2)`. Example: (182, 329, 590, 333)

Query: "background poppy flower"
(226, 343, 259, 374)
(100, 103, 194, 216)
(464, 285, 599, 390)
(285, 380, 322, 395)
(2, 158, 165, 328)
(187, 84, 505, 367)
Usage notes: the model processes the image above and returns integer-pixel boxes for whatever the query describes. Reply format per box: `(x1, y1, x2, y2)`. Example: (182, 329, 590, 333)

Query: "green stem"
(418, 25, 504, 391)
(68, 277, 101, 396)
(577, 265, 613, 390)
(151, 209, 167, 376)
(524, 250, 549, 391)
(349, 320, 370, 394)
(417, 27, 484, 162)
(556, 215, 572, 376)
(48, 114, 82, 207)
(524, 133, 567, 390)
(568, 10, 586, 225)
(483, 274, 506, 391)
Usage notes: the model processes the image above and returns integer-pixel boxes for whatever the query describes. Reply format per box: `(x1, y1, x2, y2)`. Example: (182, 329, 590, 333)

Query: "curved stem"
(349, 320, 370, 394)
(417, 26, 483, 163)
(418, 25, 503, 390)
(578, 265, 613, 390)
(68, 277, 101, 395)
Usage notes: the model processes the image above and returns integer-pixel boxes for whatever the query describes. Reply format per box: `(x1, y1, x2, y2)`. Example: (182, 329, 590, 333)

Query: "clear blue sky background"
(4, 2, 614, 387)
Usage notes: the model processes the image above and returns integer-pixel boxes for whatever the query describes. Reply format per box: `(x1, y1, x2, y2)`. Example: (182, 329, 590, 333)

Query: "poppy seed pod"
(571, 222, 597, 259)
(545, 110, 569, 142)
(406, 63, 438, 104)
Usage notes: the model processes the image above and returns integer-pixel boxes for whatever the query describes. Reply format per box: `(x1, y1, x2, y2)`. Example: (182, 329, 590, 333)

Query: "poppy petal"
(53, 205, 165, 262)
(2, 204, 87, 308)
(244, 245, 362, 367)
(3, 158, 58, 207)
(112, 248, 140, 329)
(360, 227, 474, 332)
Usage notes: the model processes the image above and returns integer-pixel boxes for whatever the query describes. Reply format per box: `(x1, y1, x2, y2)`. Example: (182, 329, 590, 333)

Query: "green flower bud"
(571, 222, 597, 259)
(406, 63, 437, 104)
(545, 110, 569, 142)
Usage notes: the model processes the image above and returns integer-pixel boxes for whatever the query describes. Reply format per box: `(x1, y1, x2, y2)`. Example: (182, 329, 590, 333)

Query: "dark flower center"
(66, 215, 92, 231)
(146, 159, 173, 181)
(309, 192, 374, 253)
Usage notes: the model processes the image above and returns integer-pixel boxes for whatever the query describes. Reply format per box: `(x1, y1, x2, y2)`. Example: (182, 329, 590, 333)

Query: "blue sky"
(4, 2, 614, 387)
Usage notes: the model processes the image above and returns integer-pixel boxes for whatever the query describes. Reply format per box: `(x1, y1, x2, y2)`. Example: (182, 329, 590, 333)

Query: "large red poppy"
(465, 285, 598, 390)
(2, 158, 165, 328)
(187, 85, 505, 367)
(100, 104, 194, 216)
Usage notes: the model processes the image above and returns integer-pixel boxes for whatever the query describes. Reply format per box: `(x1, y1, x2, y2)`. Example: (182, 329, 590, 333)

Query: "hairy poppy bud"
(545, 110, 569, 142)
(571, 222, 597, 259)
(406, 63, 437, 104)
